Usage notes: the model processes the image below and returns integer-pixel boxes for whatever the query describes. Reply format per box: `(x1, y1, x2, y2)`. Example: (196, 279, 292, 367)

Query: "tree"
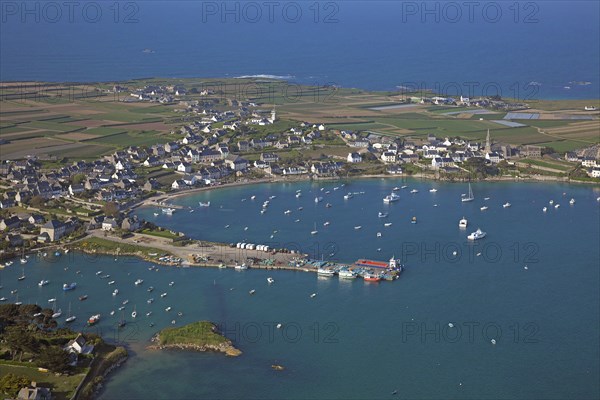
(3, 326, 38, 361)
(37, 346, 71, 373)
(0, 373, 30, 398)
(72, 173, 86, 185)
(103, 202, 120, 218)
(30, 195, 45, 208)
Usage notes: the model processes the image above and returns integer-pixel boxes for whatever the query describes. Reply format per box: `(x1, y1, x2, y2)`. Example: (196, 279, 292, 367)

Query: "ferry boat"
(38, 280, 49, 287)
(378, 212, 388, 218)
(462, 183, 474, 202)
(467, 228, 487, 241)
(459, 217, 468, 228)
(338, 270, 357, 279)
(62, 282, 77, 291)
(503, 202, 511, 208)
(134, 279, 144, 285)
(87, 314, 100, 326)
(317, 268, 335, 277)
(383, 192, 400, 203)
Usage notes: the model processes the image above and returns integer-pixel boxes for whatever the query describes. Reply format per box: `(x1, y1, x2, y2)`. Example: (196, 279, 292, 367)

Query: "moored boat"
(467, 228, 487, 241)
(62, 282, 77, 291)
(87, 314, 100, 326)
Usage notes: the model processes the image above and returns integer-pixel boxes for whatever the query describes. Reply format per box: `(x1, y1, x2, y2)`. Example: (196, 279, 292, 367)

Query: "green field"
(158, 321, 229, 347)
(0, 362, 86, 400)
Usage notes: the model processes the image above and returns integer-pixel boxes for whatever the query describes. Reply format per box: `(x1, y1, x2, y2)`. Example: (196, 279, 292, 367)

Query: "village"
(1, 83, 599, 257)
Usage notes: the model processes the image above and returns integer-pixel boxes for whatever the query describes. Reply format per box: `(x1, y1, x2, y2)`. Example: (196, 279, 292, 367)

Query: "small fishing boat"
(88, 314, 100, 326)
(363, 274, 381, 282)
(459, 217, 468, 228)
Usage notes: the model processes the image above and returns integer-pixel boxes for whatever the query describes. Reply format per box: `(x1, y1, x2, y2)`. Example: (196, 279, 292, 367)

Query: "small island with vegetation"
(148, 321, 242, 357)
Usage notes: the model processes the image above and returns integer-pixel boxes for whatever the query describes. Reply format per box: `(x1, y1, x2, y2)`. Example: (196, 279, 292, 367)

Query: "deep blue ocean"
(1, 1, 599, 99)
(2, 179, 599, 399)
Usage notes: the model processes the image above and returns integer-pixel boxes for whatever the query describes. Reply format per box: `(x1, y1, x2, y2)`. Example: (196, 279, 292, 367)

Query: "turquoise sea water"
(2, 180, 599, 399)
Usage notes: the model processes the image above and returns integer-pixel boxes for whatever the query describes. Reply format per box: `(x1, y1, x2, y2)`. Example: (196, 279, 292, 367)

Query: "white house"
(347, 152, 362, 163)
(589, 166, 600, 178)
(172, 179, 186, 190)
(381, 152, 397, 163)
(102, 218, 118, 231)
(177, 162, 192, 173)
(64, 334, 94, 355)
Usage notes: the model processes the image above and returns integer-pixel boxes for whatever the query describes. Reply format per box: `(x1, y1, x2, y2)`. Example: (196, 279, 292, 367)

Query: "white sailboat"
(461, 183, 474, 202)
(65, 302, 76, 323)
(311, 223, 318, 235)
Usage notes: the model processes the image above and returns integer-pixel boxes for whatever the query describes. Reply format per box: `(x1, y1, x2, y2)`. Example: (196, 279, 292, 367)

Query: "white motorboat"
(467, 228, 487, 240)
(311, 223, 318, 235)
(378, 212, 388, 218)
(383, 192, 400, 203)
(543, 207, 547, 212)
(429, 188, 438, 193)
(384, 222, 392, 227)
(338, 270, 357, 279)
(38, 280, 49, 287)
(410, 189, 419, 194)
(134, 279, 143, 285)
(317, 268, 335, 276)
(459, 217, 468, 228)
(480, 206, 488, 211)
(569, 198, 575, 205)
(503, 202, 511, 208)
(267, 277, 275, 284)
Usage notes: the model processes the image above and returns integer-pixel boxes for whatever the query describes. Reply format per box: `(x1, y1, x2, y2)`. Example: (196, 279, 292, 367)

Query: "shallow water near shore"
(2, 179, 599, 399)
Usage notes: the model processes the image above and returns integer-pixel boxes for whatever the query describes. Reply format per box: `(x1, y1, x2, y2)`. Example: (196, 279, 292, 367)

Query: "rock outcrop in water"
(148, 321, 241, 357)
